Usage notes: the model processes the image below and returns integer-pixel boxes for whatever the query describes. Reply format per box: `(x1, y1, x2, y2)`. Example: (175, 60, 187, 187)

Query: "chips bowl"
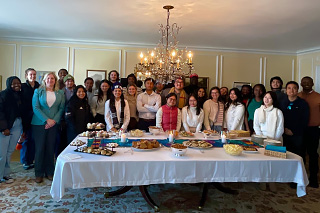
(223, 144, 243, 156)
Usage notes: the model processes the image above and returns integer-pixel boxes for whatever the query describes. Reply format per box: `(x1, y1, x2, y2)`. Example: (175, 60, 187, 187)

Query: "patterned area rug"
(0, 162, 319, 213)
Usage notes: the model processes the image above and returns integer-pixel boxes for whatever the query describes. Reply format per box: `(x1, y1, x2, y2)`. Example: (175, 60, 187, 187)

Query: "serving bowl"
(149, 126, 161, 135)
(171, 144, 188, 156)
(223, 144, 243, 156)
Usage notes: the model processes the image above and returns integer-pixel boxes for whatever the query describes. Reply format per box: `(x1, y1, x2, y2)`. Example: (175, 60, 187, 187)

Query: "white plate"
(183, 141, 213, 149)
(242, 150, 259, 153)
(132, 147, 160, 152)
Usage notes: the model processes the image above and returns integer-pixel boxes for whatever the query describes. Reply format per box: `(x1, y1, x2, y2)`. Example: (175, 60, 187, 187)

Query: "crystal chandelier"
(134, 5, 195, 83)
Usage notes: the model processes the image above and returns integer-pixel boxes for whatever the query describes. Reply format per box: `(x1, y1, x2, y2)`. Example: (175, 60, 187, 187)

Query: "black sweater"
(21, 80, 40, 131)
(280, 96, 309, 136)
(0, 77, 24, 132)
(65, 96, 92, 136)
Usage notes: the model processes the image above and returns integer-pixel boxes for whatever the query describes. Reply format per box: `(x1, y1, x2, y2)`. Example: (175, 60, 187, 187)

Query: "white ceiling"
(1, 0, 320, 53)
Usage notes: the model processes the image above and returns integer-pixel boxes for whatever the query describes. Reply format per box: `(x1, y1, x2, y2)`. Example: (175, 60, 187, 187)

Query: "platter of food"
(75, 147, 116, 156)
(202, 130, 219, 137)
(87, 122, 105, 130)
(129, 129, 145, 137)
(132, 139, 160, 151)
(183, 140, 213, 149)
(242, 146, 259, 153)
(70, 139, 86, 146)
(179, 131, 195, 137)
(79, 130, 109, 138)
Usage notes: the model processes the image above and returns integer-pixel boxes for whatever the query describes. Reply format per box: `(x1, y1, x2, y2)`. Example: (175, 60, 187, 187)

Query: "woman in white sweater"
(203, 87, 224, 132)
(253, 91, 284, 141)
(182, 94, 204, 133)
(105, 85, 130, 132)
(224, 88, 245, 131)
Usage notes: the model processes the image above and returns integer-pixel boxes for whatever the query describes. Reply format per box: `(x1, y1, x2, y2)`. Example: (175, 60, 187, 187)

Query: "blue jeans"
(0, 118, 22, 178)
(20, 128, 35, 165)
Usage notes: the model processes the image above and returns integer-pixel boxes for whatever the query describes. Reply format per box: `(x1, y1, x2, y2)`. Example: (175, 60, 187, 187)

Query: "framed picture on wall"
(87, 70, 107, 90)
(233, 82, 251, 91)
(37, 71, 52, 83)
(185, 77, 209, 92)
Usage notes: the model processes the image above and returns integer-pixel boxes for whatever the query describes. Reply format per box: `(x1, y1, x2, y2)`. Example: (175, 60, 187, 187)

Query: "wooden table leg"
(104, 186, 133, 198)
(212, 183, 238, 195)
(139, 185, 160, 212)
(198, 183, 209, 210)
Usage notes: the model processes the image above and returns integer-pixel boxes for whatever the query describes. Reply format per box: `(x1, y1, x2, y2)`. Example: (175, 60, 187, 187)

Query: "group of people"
(0, 68, 319, 189)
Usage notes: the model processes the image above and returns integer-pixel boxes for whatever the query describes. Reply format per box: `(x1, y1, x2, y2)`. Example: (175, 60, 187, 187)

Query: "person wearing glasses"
(280, 81, 309, 158)
(156, 93, 181, 132)
(253, 91, 284, 141)
(161, 77, 188, 109)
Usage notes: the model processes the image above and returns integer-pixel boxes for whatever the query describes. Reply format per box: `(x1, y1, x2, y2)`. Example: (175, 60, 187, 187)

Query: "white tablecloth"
(50, 135, 309, 200)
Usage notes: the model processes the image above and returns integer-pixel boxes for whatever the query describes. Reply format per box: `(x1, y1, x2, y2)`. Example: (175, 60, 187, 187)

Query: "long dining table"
(50, 132, 309, 210)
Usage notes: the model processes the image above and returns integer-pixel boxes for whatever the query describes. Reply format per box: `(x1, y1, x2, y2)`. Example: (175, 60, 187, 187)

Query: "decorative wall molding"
(215, 55, 219, 86)
(298, 59, 301, 82)
(0, 36, 298, 56)
(219, 55, 223, 87)
(73, 47, 122, 76)
(19, 44, 69, 78)
(0, 43, 16, 76)
(263, 57, 267, 86)
(259, 57, 263, 84)
(297, 47, 320, 55)
(292, 59, 295, 81)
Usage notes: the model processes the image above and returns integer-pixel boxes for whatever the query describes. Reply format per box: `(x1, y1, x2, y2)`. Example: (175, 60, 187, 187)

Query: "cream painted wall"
(0, 44, 16, 90)
(297, 51, 320, 92)
(0, 39, 301, 93)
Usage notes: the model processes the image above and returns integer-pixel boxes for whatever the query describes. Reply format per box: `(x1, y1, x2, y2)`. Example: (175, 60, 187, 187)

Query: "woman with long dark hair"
(244, 84, 266, 134)
(253, 91, 284, 141)
(90, 79, 112, 125)
(203, 87, 225, 132)
(65, 85, 92, 143)
(197, 87, 207, 109)
(104, 85, 130, 132)
(224, 88, 245, 131)
(181, 94, 204, 133)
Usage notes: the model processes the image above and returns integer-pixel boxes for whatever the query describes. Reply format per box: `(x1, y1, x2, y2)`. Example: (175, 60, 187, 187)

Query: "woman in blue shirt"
(32, 72, 65, 183)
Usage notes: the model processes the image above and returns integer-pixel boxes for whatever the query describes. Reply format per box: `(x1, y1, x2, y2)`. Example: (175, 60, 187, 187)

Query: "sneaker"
(23, 164, 32, 170)
(3, 176, 14, 184)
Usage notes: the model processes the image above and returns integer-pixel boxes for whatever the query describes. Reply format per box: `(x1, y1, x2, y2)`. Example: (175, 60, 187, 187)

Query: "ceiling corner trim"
(0, 36, 299, 56)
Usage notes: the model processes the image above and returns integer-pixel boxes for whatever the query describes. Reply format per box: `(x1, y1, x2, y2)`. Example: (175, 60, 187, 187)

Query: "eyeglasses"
(287, 102, 293, 110)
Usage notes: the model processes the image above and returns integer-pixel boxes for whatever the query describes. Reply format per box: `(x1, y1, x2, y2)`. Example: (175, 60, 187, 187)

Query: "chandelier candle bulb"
(177, 59, 180, 68)
(188, 52, 192, 63)
(140, 52, 144, 64)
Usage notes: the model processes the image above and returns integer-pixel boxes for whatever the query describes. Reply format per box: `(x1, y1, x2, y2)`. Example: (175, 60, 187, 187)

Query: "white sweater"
(224, 103, 245, 130)
(253, 105, 284, 141)
(181, 106, 204, 132)
(104, 99, 130, 131)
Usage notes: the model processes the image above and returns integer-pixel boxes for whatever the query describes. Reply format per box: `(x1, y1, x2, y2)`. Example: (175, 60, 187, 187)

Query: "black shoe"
(309, 181, 319, 188)
(23, 164, 31, 170)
